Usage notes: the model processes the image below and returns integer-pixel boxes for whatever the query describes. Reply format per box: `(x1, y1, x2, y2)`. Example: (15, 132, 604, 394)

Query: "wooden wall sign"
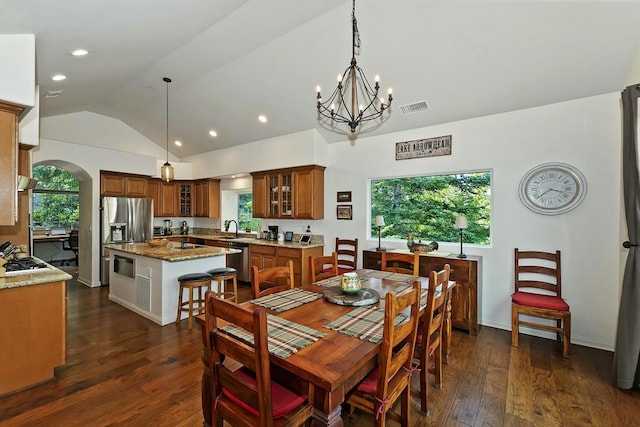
(395, 135, 452, 160)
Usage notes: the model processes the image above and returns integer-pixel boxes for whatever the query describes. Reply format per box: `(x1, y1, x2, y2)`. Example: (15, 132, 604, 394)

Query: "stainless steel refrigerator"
(100, 197, 153, 285)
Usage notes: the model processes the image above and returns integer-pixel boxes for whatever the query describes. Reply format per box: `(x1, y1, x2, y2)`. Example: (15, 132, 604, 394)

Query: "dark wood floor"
(1, 274, 638, 426)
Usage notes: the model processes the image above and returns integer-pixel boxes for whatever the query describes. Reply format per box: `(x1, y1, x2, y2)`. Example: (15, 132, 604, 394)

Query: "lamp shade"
(455, 215, 468, 229)
(161, 162, 174, 183)
(374, 215, 385, 227)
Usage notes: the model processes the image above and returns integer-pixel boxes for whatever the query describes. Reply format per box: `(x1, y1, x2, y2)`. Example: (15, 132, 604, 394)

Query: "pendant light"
(160, 77, 174, 182)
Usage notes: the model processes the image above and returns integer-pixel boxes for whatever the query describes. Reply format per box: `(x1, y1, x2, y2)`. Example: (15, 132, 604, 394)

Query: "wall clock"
(518, 162, 587, 215)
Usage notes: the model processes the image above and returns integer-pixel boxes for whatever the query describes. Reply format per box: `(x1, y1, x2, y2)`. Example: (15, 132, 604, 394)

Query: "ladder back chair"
(414, 264, 449, 414)
(335, 237, 358, 273)
(251, 260, 295, 299)
(204, 292, 313, 426)
(346, 280, 421, 426)
(309, 252, 339, 283)
(381, 249, 420, 276)
(512, 248, 571, 358)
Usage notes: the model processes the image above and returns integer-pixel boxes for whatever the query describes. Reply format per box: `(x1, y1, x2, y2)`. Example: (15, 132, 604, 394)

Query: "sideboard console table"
(362, 248, 481, 335)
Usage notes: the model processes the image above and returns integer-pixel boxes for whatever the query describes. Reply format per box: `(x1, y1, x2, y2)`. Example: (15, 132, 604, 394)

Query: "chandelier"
(316, 0, 393, 134)
(160, 77, 174, 182)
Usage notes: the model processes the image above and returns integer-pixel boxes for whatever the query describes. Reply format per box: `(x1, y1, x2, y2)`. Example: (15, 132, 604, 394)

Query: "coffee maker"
(267, 225, 279, 241)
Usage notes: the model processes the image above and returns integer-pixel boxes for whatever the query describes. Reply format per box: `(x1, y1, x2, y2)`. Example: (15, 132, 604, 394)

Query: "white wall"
(0, 34, 35, 107)
(323, 93, 622, 351)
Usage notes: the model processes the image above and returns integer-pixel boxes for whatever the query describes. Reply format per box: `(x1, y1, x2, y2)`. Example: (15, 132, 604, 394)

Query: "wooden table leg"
(311, 388, 345, 427)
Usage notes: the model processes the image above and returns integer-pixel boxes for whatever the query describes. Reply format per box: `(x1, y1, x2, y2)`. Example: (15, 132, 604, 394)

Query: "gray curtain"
(615, 84, 640, 389)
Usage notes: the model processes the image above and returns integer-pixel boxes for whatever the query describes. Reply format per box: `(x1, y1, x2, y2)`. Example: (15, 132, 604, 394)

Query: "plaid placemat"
(250, 288, 323, 312)
(324, 306, 408, 344)
(220, 314, 325, 358)
(392, 283, 430, 309)
(314, 275, 343, 288)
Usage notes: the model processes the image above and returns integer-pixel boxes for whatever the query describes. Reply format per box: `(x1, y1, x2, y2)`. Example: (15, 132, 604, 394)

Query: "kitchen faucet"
(225, 220, 239, 237)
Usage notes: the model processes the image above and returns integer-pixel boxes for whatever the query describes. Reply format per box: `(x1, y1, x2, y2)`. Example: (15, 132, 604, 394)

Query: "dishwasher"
(227, 241, 250, 282)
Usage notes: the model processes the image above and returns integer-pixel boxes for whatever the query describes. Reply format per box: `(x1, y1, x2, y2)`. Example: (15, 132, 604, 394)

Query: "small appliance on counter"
(266, 225, 279, 241)
(163, 219, 173, 236)
(180, 220, 189, 235)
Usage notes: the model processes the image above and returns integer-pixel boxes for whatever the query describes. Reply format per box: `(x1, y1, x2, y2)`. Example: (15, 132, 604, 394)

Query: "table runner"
(220, 314, 326, 358)
(250, 288, 323, 312)
(324, 306, 408, 344)
(313, 270, 416, 288)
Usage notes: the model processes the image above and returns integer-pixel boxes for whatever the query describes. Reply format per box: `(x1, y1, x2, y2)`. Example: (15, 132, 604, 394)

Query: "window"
(370, 171, 491, 245)
(32, 165, 79, 230)
(237, 192, 260, 232)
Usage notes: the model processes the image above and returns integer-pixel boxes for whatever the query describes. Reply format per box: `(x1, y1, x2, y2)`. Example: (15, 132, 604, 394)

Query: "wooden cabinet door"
(160, 182, 177, 216)
(194, 181, 207, 217)
(100, 173, 125, 196)
(0, 102, 22, 226)
(293, 166, 324, 219)
(125, 177, 147, 197)
(146, 180, 162, 215)
(252, 174, 268, 218)
(207, 180, 221, 218)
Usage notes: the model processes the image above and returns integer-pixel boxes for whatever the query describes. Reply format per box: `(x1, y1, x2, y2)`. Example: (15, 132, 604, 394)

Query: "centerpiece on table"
(340, 272, 362, 294)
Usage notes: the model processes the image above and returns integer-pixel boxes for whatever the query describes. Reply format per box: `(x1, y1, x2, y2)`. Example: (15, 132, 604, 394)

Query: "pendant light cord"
(163, 77, 171, 163)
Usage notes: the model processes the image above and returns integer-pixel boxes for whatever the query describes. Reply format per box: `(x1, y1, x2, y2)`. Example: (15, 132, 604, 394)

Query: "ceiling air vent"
(45, 90, 64, 99)
(399, 100, 429, 115)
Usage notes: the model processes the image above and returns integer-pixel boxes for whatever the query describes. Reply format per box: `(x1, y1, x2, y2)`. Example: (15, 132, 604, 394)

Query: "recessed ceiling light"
(71, 49, 88, 56)
(258, 115, 268, 123)
(209, 130, 217, 137)
(51, 74, 66, 81)
(174, 140, 182, 147)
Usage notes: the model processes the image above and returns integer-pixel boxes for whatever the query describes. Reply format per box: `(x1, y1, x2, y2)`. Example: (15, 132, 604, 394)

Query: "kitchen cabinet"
(250, 244, 276, 271)
(0, 101, 24, 226)
(146, 179, 177, 217)
(250, 165, 325, 219)
(178, 182, 193, 216)
(160, 182, 177, 217)
(362, 249, 481, 335)
(249, 244, 323, 287)
(100, 172, 147, 197)
(194, 179, 221, 218)
(276, 245, 322, 287)
(0, 145, 32, 251)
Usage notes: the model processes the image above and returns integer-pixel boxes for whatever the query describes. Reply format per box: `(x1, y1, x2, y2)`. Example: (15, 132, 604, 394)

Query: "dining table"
(196, 268, 455, 427)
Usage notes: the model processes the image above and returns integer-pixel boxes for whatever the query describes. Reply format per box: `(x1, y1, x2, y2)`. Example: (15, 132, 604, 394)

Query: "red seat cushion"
(338, 267, 354, 274)
(222, 367, 307, 419)
(356, 367, 379, 394)
(512, 291, 569, 311)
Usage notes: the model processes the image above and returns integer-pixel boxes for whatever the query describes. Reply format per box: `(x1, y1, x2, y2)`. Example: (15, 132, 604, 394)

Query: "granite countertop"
(104, 242, 240, 262)
(0, 259, 73, 290)
(182, 233, 325, 249)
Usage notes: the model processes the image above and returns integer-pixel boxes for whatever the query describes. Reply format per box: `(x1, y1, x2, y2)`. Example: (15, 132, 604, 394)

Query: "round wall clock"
(518, 162, 587, 215)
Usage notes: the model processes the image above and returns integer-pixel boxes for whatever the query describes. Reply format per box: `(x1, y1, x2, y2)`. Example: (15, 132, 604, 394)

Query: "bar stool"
(207, 267, 238, 303)
(175, 272, 212, 330)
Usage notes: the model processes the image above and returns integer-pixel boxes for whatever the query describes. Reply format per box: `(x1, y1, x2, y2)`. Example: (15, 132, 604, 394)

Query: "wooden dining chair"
(381, 249, 420, 276)
(512, 248, 571, 358)
(346, 280, 421, 426)
(335, 237, 358, 274)
(204, 291, 313, 426)
(309, 252, 338, 283)
(251, 260, 295, 299)
(414, 264, 449, 414)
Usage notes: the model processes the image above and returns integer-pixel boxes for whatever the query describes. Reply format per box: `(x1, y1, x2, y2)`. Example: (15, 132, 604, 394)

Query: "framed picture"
(337, 204, 352, 220)
(337, 191, 352, 202)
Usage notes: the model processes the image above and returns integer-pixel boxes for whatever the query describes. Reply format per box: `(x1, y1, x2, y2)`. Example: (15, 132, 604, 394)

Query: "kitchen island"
(104, 242, 239, 326)
(0, 262, 72, 396)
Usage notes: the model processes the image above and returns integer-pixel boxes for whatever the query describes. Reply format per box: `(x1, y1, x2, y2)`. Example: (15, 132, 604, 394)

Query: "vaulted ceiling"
(1, 1, 638, 157)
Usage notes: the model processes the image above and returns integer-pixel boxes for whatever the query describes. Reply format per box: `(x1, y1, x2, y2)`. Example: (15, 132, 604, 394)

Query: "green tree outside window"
(32, 165, 80, 229)
(371, 171, 491, 245)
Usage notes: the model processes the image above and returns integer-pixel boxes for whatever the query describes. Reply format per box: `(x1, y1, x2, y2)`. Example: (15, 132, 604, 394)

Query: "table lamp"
(455, 215, 468, 258)
(375, 215, 385, 251)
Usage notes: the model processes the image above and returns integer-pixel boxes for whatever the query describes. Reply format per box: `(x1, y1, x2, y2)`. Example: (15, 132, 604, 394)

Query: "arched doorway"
(32, 160, 92, 286)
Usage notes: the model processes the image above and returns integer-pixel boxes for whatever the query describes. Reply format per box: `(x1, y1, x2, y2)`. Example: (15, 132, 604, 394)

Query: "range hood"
(17, 175, 37, 191)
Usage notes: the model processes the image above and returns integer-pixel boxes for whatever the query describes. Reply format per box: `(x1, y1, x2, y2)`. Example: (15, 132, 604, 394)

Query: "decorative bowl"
(147, 238, 168, 247)
(341, 272, 362, 294)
